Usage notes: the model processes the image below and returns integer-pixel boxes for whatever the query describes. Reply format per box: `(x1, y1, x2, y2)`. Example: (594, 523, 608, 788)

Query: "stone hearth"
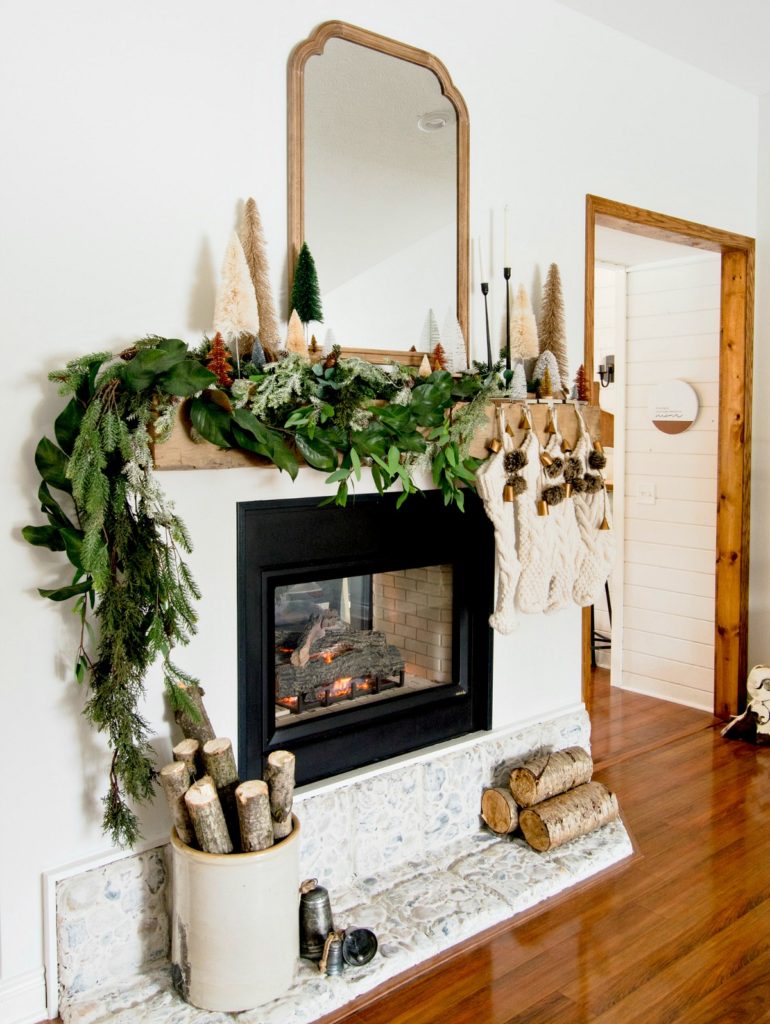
(55, 708, 633, 1024)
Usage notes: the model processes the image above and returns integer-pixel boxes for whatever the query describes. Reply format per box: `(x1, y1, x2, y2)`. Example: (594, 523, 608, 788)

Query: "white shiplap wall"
(620, 256, 720, 710)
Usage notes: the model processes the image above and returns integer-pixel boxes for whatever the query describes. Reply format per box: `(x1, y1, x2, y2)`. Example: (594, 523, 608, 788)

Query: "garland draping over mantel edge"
(24, 337, 503, 846)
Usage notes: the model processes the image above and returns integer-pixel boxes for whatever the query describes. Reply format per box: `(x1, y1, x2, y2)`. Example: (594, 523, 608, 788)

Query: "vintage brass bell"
(545, 411, 556, 434)
(540, 451, 554, 468)
(593, 439, 604, 454)
(503, 483, 516, 502)
(518, 410, 530, 430)
(599, 516, 611, 531)
(562, 439, 573, 454)
(486, 437, 503, 454)
(564, 482, 573, 498)
(536, 499, 550, 516)
(299, 879, 335, 961)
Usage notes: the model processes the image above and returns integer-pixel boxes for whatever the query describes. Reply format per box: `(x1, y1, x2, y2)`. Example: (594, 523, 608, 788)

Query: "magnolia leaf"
(189, 396, 232, 448)
(159, 361, 217, 397)
(22, 524, 65, 550)
(54, 399, 83, 456)
(350, 447, 362, 481)
(295, 433, 337, 472)
(121, 347, 177, 391)
(38, 481, 73, 529)
(387, 445, 400, 475)
(35, 437, 71, 493)
(231, 423, 270, 458)
(60, 526, 85, 569)
(39, 580, 92, 602)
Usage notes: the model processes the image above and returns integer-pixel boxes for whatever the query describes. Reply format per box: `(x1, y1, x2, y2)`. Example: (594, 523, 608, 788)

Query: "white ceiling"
(555, 0, 770, 96)
(594, 226, 718, 267)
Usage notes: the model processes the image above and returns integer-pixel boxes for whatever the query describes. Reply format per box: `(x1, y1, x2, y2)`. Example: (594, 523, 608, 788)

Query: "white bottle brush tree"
(509, 284, 539, 361)
(213, 231, 259, 376)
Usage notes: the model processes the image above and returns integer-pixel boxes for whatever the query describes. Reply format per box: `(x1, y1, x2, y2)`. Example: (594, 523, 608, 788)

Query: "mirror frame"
(288, 20, 470, 363)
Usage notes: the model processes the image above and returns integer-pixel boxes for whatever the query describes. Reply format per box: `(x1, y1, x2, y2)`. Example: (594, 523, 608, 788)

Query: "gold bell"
(562, 439, 573, 454)
(599, 516, 611, 531)
(540, 451, 554, 468)
(518, 410, 530, 430)
(503, 483, 516, 502)
(536, 499, 550, 516)
(593, 439, 604, 454)
(487, 437, 503, 454)
(564, 482, 573, 499)
(505, 422, 516, 437)
(545, 412, 556, 434)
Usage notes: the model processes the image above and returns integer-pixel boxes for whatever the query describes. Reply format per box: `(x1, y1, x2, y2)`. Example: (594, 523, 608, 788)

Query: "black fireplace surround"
(237, 491, 494, 786)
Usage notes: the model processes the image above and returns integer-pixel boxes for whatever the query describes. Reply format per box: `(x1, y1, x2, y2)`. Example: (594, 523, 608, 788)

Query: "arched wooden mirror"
(288, 21, 469, 362)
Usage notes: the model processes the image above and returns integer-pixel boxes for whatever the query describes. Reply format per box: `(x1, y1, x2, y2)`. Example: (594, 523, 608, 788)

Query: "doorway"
(582, 196, 754, 719)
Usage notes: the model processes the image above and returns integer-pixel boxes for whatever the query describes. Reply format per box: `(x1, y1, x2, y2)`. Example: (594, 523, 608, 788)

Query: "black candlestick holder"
(503, 267, 511, 371)
(481, 282, 492, 369)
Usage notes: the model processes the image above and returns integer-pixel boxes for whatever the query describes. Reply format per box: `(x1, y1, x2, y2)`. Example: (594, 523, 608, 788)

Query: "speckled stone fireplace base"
(56, 709, 634, 1024)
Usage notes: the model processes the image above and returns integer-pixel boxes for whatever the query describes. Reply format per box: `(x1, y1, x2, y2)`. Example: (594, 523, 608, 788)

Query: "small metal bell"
(599, 516, 611, 531)
(537, 499, 550, 516)
(562, 439, 573, 454)
(564, 482, 573, 498)
(503, 483, 516, 502)
(299, 879, 334, 961)
(545, 412, 556, 434)
(320, 931, 344, 976)
(486, 437, 503, 454)
(518, 410, 529, 429)
(593, 439, 604, 454)
(540, 451, 554, 468)
(505, 421, 516, 437)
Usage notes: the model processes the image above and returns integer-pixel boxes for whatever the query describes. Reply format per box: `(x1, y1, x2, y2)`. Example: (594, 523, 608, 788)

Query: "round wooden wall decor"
(649, 379, 699, 434)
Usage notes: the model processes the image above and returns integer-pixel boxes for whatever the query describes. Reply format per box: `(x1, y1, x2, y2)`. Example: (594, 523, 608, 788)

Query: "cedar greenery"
(25, 337, 501, 847)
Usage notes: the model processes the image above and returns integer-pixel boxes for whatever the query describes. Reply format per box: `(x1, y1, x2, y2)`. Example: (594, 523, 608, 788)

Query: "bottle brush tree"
(540, 364, 553, 399)
(431, 343, 448, 371)
(206, 332, 233, 388)
(539, 263, 569, 386)
(509, 284, 539, 360)
(214, 231, 259, 373)
(574, 363, 590, 402)
(290, 242, 323, 325)
(239, 197, 280, 361)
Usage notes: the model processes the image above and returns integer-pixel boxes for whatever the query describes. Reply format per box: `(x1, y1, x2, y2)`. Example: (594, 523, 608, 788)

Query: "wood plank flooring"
(40, 673, 769, 1024)
(327, 672, 770, 1024)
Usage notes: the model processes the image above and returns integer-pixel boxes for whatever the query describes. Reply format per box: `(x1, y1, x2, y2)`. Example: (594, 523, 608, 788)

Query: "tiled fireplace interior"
(54, 707, 634, 1024)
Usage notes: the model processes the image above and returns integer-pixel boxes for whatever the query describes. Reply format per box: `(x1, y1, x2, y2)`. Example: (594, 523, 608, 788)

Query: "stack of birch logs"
(159, 683, 295, 854)
(480, 746, 619, 852)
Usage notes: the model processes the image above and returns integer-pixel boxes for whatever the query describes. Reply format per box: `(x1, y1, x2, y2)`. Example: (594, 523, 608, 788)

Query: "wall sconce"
(598, 355, 615, 388)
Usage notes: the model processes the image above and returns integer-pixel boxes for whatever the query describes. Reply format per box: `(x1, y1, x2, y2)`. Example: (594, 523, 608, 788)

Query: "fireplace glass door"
(274, 566, 453, 726)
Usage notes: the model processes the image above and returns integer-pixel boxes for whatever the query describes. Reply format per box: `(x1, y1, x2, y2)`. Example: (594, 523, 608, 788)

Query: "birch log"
(173, 738, 201, 780)
(236, 780, 274, 852)
(174, 683, 216, 746)
(159, 761, 196, 846)
(481, 787, 519, 835)
(519, 781, 619, 852)
(202, 738, 241, 851)
(266, 750, 296, 840)
(509, 747, 593, 807)
(184, 775, 233, 854)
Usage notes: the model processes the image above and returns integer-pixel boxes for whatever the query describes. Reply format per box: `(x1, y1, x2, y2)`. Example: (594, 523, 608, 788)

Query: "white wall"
(620, 257, 720, 710)
(750, 97, 770, 670)
(0, 0, 759, 1017)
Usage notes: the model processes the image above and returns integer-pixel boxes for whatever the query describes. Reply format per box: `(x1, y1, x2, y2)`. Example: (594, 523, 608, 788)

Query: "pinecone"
(120, 346, 138, 361)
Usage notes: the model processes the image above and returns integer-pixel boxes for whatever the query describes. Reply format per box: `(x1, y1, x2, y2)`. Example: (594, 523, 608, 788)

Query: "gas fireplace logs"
(481, 745, 621, 852)
(174, 682, 216, 746)
(480, 787, 519, 835)
(266, 749, 296, 840)
(184, 775, 234, 854)
(235, 780, 274, 851)
(159, 761, 196, 847)
(508, 747, 593, 807)
(519, 781, 619, 852)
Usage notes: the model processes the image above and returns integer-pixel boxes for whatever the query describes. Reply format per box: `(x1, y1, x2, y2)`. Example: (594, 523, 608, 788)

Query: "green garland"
(24, 338, 501, 846)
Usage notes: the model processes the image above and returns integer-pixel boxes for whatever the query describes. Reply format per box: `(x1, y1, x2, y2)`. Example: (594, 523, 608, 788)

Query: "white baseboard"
(0, 967, 48, 1024)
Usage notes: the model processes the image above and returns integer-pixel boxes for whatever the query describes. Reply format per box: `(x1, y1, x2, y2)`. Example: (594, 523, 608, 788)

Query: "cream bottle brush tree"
(509, 284, 539, 361)
(213, 231, 259, 377)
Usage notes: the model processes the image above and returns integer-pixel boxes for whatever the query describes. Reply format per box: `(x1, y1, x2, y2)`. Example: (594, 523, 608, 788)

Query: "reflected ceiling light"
(417, 109, 453, 132)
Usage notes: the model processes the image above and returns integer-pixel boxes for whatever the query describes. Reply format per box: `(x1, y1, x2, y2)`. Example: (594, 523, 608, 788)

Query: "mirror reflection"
(303, 38, 458, 350)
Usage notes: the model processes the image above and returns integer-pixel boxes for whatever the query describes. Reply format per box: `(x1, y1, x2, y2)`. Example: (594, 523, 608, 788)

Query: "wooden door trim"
(583, 195, 754, 718)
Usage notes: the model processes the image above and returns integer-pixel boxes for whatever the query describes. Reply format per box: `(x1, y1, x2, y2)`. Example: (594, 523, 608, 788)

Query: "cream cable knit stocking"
(543, 411, 582, 613)
(514, 417, 555, 614)
(572, 408, 615, 607)
(475, 409, 520, 634)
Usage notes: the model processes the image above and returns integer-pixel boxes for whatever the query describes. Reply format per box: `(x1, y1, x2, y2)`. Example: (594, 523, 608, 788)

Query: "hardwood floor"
(327, 672, 770, 1024)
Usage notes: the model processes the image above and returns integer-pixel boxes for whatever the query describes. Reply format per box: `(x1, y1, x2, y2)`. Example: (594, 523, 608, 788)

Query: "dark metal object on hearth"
(299, 879, 335, 960)
(342, 927, 378, 967)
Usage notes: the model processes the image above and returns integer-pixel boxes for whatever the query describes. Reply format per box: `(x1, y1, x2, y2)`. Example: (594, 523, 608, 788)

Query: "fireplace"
(237, 491, 494, 785)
